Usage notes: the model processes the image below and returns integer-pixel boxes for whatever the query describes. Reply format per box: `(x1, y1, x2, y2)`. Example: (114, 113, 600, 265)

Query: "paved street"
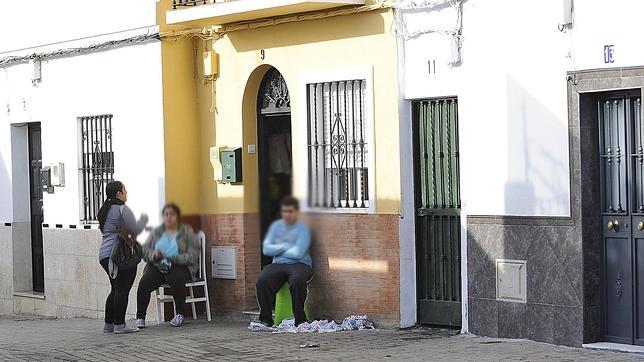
(0, 316, 642, 361)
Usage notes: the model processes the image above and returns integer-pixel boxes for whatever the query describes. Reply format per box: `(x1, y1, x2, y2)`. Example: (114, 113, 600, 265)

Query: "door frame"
(569, 67, 644, 345)
(596, 89, 642, 345)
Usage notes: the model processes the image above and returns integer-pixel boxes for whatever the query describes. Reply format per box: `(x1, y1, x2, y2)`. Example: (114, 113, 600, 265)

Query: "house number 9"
(260, 49, 265, 60)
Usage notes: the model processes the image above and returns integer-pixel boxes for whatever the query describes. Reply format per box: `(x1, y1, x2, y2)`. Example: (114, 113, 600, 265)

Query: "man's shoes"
(103, 322, 114, 333)
(113, 324, 139, 334)
(134, 319, 146, 329)
(259, 319, 274, 328)
(170, 314, 185, 327)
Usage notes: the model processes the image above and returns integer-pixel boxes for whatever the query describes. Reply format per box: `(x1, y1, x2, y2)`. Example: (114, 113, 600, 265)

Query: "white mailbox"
(211, 246, 237, 279)
(496, 259, 527, 303)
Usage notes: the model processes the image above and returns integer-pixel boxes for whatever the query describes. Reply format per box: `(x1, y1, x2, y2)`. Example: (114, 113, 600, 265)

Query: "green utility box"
(221, 148, 242, 183)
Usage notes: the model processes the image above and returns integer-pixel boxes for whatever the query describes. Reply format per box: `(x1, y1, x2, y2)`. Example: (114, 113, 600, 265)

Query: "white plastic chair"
(155, 231, 212, 323)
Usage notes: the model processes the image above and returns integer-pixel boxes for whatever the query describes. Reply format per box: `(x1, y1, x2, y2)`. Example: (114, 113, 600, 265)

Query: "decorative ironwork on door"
(79, 115, 114, 222)
(598, 92, 644, 345)
(260, 68, 290, 114)
(413, 98, 461, 327)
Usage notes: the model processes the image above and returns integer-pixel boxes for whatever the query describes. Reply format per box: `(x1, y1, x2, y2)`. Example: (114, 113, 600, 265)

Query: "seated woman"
(135, 203, 200, 328)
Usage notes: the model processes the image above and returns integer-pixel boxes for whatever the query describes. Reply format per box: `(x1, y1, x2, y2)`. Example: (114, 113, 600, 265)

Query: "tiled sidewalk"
(0, 316, 642, 361)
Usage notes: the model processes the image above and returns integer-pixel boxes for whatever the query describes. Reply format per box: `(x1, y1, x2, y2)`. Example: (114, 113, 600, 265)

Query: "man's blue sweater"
(262, 219, 312, 267)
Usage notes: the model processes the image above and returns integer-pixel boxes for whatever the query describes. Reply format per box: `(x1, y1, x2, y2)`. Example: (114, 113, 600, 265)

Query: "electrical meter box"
(221, 148, 242, 183)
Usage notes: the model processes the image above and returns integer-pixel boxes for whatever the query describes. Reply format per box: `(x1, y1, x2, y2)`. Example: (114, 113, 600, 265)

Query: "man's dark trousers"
(256, 262, 313, 326)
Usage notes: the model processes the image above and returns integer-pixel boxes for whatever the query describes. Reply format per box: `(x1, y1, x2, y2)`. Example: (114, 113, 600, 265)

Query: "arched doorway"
(257, 67, 292, 267)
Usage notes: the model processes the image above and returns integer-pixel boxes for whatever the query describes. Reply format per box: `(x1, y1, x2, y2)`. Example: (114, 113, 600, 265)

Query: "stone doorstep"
(583, 342, 644, 355)
(242, 310, 267, 321)
(13, 292, 45, 300)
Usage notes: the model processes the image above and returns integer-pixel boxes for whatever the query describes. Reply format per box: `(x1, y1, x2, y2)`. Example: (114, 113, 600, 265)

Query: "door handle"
(608, 220, 619, 231)
(417, 209, 432, 217)
(638, 221, 644, 231)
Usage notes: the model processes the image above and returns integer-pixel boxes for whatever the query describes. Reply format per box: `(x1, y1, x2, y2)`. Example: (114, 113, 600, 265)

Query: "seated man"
(256, 196, 313, 327)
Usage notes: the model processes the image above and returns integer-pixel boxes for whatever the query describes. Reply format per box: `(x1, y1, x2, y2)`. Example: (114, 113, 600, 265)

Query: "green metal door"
(413, 98, 461, 326)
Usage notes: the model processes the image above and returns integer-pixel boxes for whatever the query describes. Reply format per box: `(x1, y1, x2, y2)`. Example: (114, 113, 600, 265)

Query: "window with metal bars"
(306, 80, 369, 209)
(79, 115, 114, 223)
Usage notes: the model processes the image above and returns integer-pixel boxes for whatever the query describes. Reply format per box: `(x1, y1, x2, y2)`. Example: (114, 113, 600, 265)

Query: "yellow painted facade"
(157, 1, 401, 215)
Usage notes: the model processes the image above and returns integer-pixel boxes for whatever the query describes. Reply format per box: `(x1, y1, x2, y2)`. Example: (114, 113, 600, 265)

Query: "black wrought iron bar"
(343, 81, 350, 208)
(422, 217, 429, 299)
(89, 116, 96, 220)
(445, 215, 451, 300)
(431, 215, 437, 299)
(430, 102, 438, 208)
(323, 83, 330, 208)
(80, 118, 88, 221)
(446, 101, 453, 208)
(453, 100, 461, 208)
(108, 114, 113, 181)
(452, 215, 458, 300)
(358, 80, 366, 208)
(615, 99, 624, 212)
(100, 115, 106, 218)
(440, 101, 445, 208)
(420, 102, 428, 208)
(331, 82, 338, 208)
(351, 81, 358, 208)
(637, 98, 644, 212)
(311, 85, 318, 207)
(605, 101, 614, 212)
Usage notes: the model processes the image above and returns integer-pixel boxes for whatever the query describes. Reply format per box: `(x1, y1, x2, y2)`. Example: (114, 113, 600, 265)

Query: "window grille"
(79, 115, 114, 222)
(307, 80, 369, 209)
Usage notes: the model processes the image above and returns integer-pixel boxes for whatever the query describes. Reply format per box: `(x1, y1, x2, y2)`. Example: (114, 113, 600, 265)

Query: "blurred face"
(116, 184, 127, 202)
(163, 207, 179, 229)
(281, 205, 298, 225)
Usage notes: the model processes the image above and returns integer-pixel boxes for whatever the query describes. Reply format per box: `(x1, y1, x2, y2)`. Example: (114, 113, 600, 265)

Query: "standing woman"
(98, 181, 148, 334)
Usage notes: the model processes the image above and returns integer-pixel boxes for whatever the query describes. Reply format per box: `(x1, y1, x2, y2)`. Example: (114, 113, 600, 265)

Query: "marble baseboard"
(466, 220, 582, 307)
(468, 298, 583, 347)
(466, 217, 585, 347)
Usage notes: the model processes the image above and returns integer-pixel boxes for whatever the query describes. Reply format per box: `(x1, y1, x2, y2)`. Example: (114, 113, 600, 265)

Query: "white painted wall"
(0, 2, 165, 306)
(399, 0, 644, 217)
(0, 39, 165, 227)
(0, 0, 158, 54)
(571, 0, 644, 70)
(396, 0, 644, 329)
(400, 0, 574, 217)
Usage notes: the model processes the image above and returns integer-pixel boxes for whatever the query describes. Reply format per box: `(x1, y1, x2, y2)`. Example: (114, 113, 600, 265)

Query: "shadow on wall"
(227, 10, 387, 52)
(505, 76, 582, 346)
(468, 76, 584, 347)
(197, 195, 401, 325)
(504, 75, 569, 216)
(302, 211, 400, 325)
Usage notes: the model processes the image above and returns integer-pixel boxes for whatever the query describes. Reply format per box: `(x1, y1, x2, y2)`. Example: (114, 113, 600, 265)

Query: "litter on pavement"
(299, 342, 320, 348)
(248, 315, 376, 334)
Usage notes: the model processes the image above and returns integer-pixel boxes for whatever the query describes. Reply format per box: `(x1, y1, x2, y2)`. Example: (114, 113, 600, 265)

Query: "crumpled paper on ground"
(248, 315, 375, 334)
